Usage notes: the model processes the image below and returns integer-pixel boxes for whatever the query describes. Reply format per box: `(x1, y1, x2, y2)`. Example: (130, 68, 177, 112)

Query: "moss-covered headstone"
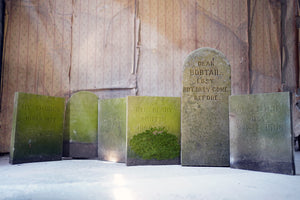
(98, 98, 126, 163)
(126, 96, 181, 166)
(10, 92, 65, 164)
(229, 92, 295, 175)
(181, 47, 231, 166)
(64, 91, 98, 158)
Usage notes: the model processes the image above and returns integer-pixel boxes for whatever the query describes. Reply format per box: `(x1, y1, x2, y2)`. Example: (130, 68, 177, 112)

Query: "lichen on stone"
(129, 127, 180, 160)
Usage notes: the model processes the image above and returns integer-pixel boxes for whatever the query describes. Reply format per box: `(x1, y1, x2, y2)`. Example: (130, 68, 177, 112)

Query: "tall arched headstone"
(181, 48, 231, 166)
(64, 91, 98, 158)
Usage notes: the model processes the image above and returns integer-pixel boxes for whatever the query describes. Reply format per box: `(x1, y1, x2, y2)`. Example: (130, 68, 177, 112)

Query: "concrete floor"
(0, 152, 299, 200)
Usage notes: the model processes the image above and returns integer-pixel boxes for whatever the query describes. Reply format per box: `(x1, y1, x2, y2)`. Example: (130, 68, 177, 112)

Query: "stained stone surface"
(126, 96, 181, 166)
(98, 98, 126, 163)
(64, 91, 98, 158)
(10, 92, 65, 164)
(229, 92, 295, 175)
(181, 47, 231, 166)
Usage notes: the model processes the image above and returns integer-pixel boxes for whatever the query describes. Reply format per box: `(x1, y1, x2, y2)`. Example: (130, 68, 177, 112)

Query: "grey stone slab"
(126, 96, 181, 166)
(64, 91, 98, 158)
(229, 92, 295, 175)
(181, 47, 231, 166)
(98, 98, 126, 163)
(10, 92, 65, 164)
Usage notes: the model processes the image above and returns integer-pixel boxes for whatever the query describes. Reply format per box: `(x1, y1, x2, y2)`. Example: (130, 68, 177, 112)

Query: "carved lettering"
(141, 116, 166, 123)
(135, 107, 146, 113)
(190, 68, 219, 76)
(194, 95, 218, 101)
(198, 58, 214, 67)
(212, 87, 227, 93)
(197, 78, 213, 84)
(22, 115, 57, 122)
(183, 87, 210, 93)
(20, 103, 59, 112)
(265, 124, 283, 132)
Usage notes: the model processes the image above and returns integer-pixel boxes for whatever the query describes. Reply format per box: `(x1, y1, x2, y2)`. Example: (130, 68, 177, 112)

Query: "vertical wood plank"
(249, 0, 281, 94)
(137, 0, 248, 96)
(0, 0, 72, 152)
(70, 0, 135, 93)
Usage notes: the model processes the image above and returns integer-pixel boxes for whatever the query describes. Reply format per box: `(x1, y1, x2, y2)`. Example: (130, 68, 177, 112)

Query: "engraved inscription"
(194, 95, 218, 101)
(183, 65, 229, 101)
(20, 103, 60, 123)
(198, 57, 214, 67)
(20, 103, 60, 112)
(183, 57, 229, 101)
(132, 105, 178, 132)
(190, 68, 219, 76)
(233, 103, 286, 133)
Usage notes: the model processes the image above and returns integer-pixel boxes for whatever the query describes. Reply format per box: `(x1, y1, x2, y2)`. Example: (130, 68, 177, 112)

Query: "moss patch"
(129, 127, 180, 160)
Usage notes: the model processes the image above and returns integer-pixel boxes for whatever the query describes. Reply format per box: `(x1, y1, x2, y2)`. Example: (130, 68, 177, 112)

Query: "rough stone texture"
(229, 92, 295, 175)
(64, 91, 98, 158)
(181, 47, 231, 166)
(98, 98, 126, 163)
(126, 96, 181, 166)
(10, 92, 65, 164)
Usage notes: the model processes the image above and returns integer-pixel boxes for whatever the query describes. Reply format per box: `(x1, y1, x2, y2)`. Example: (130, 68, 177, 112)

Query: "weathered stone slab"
(181, 47, 231, 166)
(10, 92, 65, 164)
(64, 91, 98, 158)
(126, 96, 181, 166)
(98, 98, 126, 163)
(229, 92, 295, 175)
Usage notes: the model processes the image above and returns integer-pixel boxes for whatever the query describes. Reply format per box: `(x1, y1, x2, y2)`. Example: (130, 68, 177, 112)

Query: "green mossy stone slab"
(229, 92, 295, 175)
(10, 92, 65, 164)
(64, 91, 98, 158)
(126, 96, 181, 166)
(98, 98, 126, 163)
(181, 47, 231, 166)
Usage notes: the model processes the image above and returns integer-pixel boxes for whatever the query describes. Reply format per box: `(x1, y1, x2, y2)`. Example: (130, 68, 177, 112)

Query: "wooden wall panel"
(1, 0, 299, 152)
(70, 0, 136, 93)
(249, 0, 282, 93)
(249, 0, 297, 93)
(249, 0, 299, 137)
(0, 0, 72, 152)
(137, 0, 249, 97)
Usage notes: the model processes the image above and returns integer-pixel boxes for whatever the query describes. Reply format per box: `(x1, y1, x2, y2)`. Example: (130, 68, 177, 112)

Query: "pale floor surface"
(0, 152, 299, 200)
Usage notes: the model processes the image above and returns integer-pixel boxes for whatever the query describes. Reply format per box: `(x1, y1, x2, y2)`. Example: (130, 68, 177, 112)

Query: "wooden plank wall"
(249, 0, 299, 137)
(249, 0, 297, 93)
(70, 0, 136, 93)
(0, 0, 299, 152)
(0, 0, 72, 152)
(249, 0, 281, 93)
(137, 0, 249, 97)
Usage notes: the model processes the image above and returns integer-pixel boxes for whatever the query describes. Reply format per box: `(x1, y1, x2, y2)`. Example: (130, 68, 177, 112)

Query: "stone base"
(9, 155, 62, 165)
(126, 157, 180, 166)
(67, 142, 98, 158)
(231, 160, 295, 175)
(98, 148, 126, 163)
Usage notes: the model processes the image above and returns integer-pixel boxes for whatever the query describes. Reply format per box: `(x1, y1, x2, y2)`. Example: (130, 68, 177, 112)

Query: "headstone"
(10, 92, 65, 164)
(229, 92, 295, 175)
(98, 98, 126, 162)
(64, 91, 98, 158)
(181, 47, 231, 166)
(126, 96, 181, 166)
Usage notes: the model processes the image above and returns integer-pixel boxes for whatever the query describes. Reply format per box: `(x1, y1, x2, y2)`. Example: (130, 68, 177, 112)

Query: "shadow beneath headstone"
(294, 151, 300, 175)
(0, 154, 9, 166)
